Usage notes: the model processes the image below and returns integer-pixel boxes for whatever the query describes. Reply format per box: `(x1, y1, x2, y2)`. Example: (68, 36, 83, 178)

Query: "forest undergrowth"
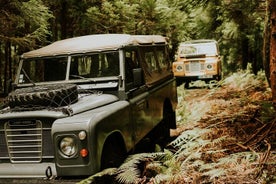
(79, 69, 276, 184)
(168, 70, 276, 184)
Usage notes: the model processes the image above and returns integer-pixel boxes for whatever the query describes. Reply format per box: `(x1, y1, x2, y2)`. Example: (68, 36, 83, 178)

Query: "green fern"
(170, 128, 211, 148)
(150, 153, 182, 184)
(170, 128, 212, 162)
(115, 152, 169, 184)
(217, 152, 259, 165)
(116, 153, 149, 184)
(205, 149, 228, 155)
(260, 102, 276, 122)
(150, 174, 171, 184)
(198, 151, 260, 182)
(202, 168, 225, 180)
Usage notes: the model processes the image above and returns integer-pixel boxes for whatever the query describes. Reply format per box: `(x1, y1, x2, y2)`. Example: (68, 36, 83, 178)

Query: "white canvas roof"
(22, 34, 167, 59)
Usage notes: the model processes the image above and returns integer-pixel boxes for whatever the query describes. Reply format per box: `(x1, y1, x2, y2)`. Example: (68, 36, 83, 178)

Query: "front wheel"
(101, 137, 127, 170)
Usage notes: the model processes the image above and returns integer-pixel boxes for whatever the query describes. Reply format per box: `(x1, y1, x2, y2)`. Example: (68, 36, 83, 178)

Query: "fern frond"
(190, 160, 205, 168)
(116, 167, 141, 184)
(151, 173, 171, 184)
(218, 151, 259, 166)
(181, 151, 202, 164)
(175, 138, 211, 161)
(116, 153, 151, 183)
(205, 149, 228, 155)
(202, 168, 225, 180)
(198, 162, 217, 172)
(170, 128, 211, 148)
(116, 152, 169, 184)
(209, 135, 229, 146)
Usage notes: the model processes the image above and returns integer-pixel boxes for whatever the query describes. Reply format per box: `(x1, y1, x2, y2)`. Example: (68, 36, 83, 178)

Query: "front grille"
(0, 133, 8, 158)
(2, 120, 54, 163)
(200, 63, 205, 70)
(186, 61, 205, 72)
(190, 61, 200, 72)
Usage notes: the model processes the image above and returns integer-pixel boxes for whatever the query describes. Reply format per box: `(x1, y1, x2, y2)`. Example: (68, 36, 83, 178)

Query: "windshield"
(19, 51, 120, 84)
(179, 43, 218, 56)
(19, 57, 68, 84)
(70, 52, 119, 79)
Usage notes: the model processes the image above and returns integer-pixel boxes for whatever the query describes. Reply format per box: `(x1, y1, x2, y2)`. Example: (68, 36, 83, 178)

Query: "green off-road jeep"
(0, 34, 177, 178)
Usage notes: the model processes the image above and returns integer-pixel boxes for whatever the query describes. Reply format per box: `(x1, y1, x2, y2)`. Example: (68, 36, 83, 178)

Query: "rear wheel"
(155, 101, 176, 149)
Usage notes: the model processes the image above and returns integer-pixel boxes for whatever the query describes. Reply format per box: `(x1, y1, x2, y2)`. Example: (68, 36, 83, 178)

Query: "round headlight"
(59, 137, 77, 157)
(176, 65, 183, 71)
(206, 64, 213, 70)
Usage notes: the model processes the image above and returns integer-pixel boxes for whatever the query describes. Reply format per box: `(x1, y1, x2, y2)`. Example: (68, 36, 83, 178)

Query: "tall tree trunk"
(241, 37, 249, 70)
(60, 0, 68, 39)
(0, 42, 2, 96)
(4, 42, 9, 95)
(264, 0, 271, 85)
(4, 41, 12, 95)
(270, 0, 276, 104)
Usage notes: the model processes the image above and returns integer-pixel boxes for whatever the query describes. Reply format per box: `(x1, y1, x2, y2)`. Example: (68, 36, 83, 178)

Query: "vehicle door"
(124, 48, 152, 144)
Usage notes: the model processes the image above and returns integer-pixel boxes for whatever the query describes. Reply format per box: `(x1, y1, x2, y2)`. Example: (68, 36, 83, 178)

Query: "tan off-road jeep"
(172, 39, 222, 88)
(0, 34, 177, 178)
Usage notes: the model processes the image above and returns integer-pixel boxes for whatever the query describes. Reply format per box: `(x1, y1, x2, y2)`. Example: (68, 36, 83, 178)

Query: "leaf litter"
(169, 70, 276, 183)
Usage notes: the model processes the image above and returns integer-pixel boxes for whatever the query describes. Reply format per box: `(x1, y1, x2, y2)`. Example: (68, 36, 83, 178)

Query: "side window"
(101, 52, 119, 76)
(139, 45, 172, 87)
(125, 49, 142, 89)
(140, 47, 161, 74)
(156, 46, 170, 70)
(144, 49, 159, 72)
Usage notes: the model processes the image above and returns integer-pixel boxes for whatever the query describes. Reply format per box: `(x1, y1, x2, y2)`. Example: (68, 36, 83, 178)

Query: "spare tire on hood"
(8, 84, 78, 108)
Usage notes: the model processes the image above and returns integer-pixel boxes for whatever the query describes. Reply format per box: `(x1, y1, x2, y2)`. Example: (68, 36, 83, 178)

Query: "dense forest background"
(0, 0, 267, 96)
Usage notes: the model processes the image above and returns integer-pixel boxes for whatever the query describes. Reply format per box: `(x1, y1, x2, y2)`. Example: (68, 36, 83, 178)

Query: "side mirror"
(133, 68, 143, 87)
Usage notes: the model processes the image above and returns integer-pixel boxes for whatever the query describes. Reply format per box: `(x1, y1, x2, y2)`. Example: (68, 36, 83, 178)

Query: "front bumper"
(0, 162, 56, 178)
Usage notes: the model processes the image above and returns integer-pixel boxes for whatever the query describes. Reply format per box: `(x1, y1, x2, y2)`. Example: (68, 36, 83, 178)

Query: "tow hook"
(45, 166, 53, 179)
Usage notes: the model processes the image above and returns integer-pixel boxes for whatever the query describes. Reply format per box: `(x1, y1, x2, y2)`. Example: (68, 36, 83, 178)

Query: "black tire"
(154, 101, 176, 149)
(163, 101, 176, 133)
(101, 136, 127, 170)
(8, 84, 78, 108)
(217, 74, 222, 81)
(184, 81, 190, 89)
(176, 78, 182, 86)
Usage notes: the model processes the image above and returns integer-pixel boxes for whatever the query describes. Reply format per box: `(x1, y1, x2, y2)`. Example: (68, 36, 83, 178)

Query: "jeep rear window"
(19, 57, 67, 84)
